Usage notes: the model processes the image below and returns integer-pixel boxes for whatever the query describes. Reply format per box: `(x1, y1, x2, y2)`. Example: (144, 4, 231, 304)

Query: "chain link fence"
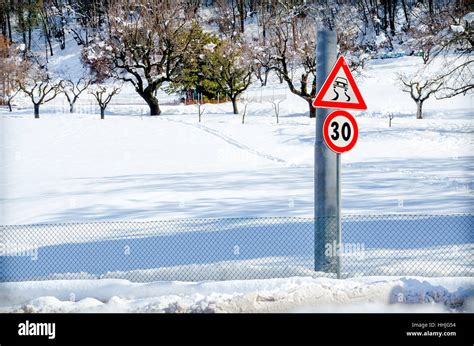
(1, 214, 472, 282)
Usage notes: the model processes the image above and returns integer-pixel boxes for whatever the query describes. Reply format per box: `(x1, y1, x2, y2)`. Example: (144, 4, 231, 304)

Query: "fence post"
(314, 30, 340, 277)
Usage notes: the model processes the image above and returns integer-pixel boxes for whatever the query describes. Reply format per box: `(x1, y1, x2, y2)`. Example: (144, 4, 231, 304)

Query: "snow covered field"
(1, 56, 473, 224)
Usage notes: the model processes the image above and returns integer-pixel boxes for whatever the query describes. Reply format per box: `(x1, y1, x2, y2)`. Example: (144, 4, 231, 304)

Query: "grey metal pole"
(314, 30, 340, 276)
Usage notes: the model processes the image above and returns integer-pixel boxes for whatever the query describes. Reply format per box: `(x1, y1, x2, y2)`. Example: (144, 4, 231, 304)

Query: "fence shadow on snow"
(1, 214, 472, 282)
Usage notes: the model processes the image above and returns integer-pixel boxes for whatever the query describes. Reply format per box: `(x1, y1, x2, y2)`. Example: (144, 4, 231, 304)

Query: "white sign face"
(319, 69, 357, 104)
(327, 115, 355, 147)
(323, 110, 359, 153)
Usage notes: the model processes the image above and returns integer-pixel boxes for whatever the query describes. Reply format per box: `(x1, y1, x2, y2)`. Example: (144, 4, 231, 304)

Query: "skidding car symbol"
(333, 77, 348, 91)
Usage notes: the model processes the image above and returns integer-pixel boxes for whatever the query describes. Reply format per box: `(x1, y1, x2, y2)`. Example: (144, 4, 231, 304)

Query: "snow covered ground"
(1, 52, 472, 312)
(1, 109, 472, 223)
(1, 56, 473, 224)
(1, 276, 472, 313)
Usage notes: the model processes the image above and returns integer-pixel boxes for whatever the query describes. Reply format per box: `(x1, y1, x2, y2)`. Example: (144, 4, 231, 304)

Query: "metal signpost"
(313, 30, 366, 278)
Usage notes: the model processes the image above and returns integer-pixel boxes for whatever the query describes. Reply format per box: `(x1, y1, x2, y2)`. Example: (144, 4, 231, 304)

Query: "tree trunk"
(238, 0, 245, 33)
(46, 32, 54, 56)
(34, 103, 40, 118)
(231, 97, 238, 114)
(401, 0, 410, 28)
(45, 34, 48, 63)
(231, 1, 237, 33)
(100, 107, 105, 119)
(149, 101, 161, 116)
(292, 17, 297, 50)
(389, 0, 396, 35)
(256, 69, 263, 86)
(69, 102, 74, 113)
(6, 10, 12, 41)
(60, 29, 66, 50)
(28, 26, 32, 50)
(42, 10, 54, 57)
(8, 99, 12, 112)
(278, 73, 283, 84)
(263, 68, 269, 86)
(308, 101, 316, 118)
(141, 91, 161, 116)
(1, 9, 6, 37)
(416, 100, 423, 119)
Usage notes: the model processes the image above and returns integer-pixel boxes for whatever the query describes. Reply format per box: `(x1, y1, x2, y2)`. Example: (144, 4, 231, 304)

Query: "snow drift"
(1, 276, 472, 313)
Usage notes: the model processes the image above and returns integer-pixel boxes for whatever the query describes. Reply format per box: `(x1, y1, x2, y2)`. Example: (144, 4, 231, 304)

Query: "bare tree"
(400, 29, 472, 120)
(84, 0, 199, 116)
(211, 0, 238, 38)
(429, 10, 473, 99)
(435, 57, 474, 99)
(252, 42, 275, 87)
(270, 99, 284, 124)
(400, 3, 473, 101)
(398, 72, 444, 119)
(408, 26, 438, 64)
(407, 2, 451, 65)
(388, 112, 394, 127)
(4, 82, 20, 112)
(269, 8, 317, 117)
(19, 70, 63, 118)
(400, 6, 473, 119)
(89, 83, 122, 119)
(62, 76, 91, 113)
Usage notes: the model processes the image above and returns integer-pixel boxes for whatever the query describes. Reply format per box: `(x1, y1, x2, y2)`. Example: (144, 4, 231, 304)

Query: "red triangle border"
(312, 55, 367, 110)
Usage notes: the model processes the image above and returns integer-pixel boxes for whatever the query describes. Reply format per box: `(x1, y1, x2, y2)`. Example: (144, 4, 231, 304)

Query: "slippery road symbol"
(331, 77, 351, 101)
(313, 55, 367, 110)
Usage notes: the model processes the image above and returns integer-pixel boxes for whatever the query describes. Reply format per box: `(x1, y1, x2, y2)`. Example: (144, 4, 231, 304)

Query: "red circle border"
(323, 110, 359, 153)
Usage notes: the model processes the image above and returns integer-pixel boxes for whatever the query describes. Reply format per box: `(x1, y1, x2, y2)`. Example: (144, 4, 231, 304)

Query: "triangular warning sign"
(313, 55, 367, 110)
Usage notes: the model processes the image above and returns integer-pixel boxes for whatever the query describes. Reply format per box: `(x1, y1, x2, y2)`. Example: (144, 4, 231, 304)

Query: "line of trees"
(1, 0, 472, 119)
(79, 0, 473, 118)
(0, 37, 120, 119)
(82, 2, 255, 115)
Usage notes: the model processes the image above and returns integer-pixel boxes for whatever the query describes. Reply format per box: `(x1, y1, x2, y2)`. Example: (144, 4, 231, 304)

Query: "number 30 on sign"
(323, 110, 358, 154)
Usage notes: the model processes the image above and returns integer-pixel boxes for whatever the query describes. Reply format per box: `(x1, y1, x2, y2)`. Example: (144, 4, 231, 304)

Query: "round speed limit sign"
(323, 110, 358, 153)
